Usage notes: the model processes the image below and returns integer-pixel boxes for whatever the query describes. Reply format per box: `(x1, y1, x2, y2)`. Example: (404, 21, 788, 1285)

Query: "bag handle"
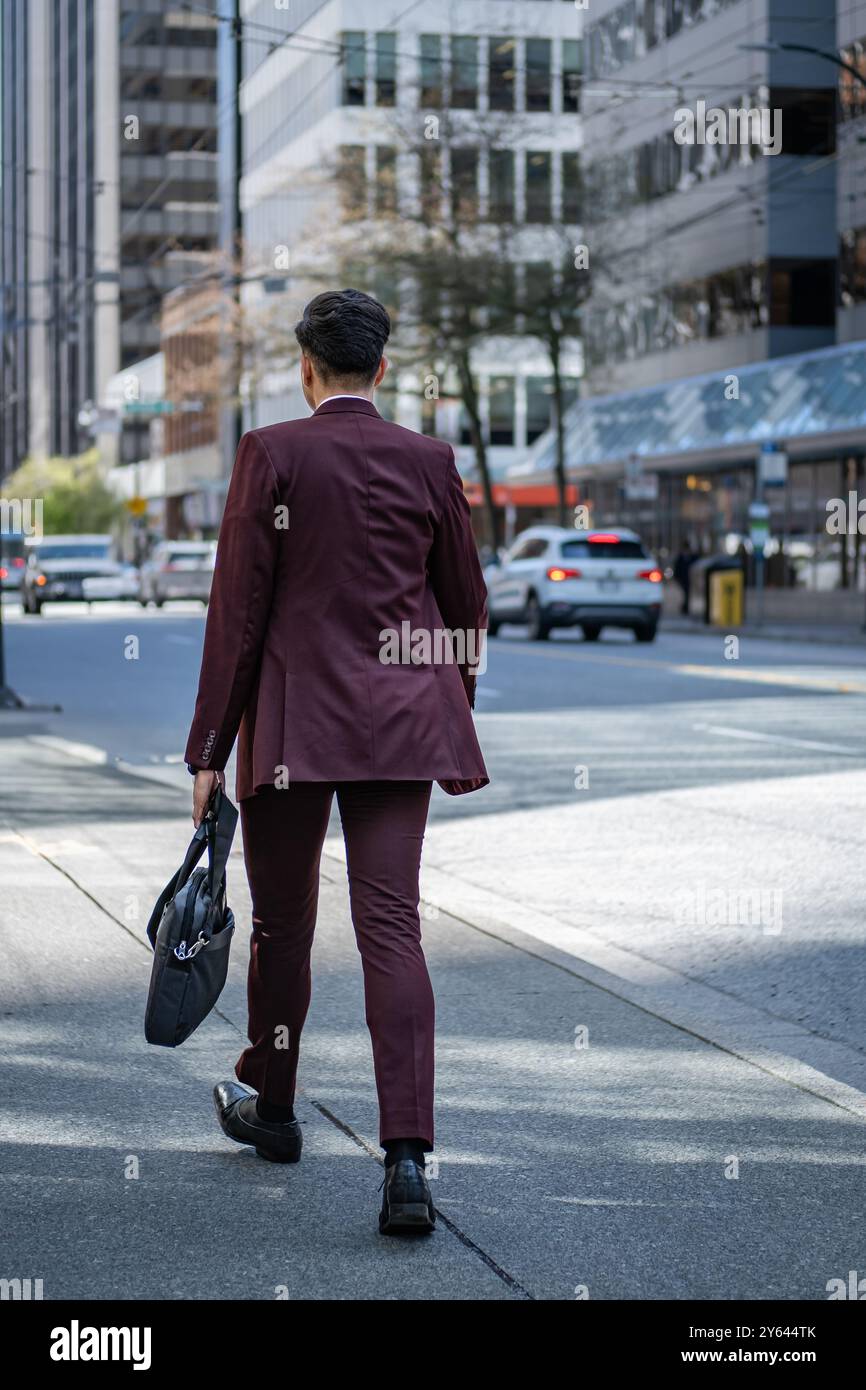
(205, 785, 239, 901)
(145, 788, 238, 948)
(145, 821, 209, 947)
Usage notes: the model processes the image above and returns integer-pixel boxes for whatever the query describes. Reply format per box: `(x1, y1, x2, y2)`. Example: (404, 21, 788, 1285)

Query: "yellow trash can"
(709, 568, 744, 627)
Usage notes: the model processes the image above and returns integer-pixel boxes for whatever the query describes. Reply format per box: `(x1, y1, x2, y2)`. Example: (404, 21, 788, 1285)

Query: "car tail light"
(162, 562, 180, 572)
(0, 567, 7, 580)
(637, 568, 663, 582)
(547, 566, 582, 581)
(587, 533, 619, 543)
(13, 557, 24, 568)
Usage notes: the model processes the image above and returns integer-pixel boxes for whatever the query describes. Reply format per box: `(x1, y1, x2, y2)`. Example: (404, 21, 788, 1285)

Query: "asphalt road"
(5, 596, 866, 820)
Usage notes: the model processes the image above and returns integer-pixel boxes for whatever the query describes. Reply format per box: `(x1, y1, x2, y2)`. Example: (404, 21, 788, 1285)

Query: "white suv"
(486, 526, 663, 642)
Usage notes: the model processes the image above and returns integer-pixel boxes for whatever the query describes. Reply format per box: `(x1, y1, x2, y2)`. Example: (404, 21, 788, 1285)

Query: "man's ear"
(374, 355, 388, 388)
(300, 353, 313, 388)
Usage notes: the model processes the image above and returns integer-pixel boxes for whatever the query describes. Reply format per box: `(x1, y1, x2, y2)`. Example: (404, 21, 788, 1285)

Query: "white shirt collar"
(318, 393, 372, 404)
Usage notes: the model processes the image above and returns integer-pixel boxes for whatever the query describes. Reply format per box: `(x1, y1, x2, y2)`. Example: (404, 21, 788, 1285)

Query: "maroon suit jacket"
(184, 397, 489, 801)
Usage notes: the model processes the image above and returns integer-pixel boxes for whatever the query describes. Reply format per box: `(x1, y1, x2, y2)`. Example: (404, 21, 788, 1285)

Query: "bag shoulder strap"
(206, 787, 239, 899)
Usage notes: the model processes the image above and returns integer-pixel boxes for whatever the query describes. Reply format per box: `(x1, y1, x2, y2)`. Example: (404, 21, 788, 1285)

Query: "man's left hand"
(193, 769, 225, 828)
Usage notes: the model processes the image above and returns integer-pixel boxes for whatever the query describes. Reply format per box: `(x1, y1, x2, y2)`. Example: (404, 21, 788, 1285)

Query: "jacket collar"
(313, 397, 380, 419)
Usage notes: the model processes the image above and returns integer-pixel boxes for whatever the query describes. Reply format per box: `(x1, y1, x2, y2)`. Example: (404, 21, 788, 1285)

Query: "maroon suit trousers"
(235, 781, 435, 1149)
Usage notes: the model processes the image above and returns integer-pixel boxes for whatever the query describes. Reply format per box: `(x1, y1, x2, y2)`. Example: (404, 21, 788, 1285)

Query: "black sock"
(383, 1137, 427, 1168)
(256, 1097, 295, 1123)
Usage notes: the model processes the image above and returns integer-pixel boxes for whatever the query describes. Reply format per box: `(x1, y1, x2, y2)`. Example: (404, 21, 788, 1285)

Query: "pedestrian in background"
(674, 541, 696, 615)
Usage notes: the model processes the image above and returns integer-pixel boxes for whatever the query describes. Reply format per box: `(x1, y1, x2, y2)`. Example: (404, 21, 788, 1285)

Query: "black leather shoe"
(213, 1080, 302, 1163)
(379, 1159, 435, 1235)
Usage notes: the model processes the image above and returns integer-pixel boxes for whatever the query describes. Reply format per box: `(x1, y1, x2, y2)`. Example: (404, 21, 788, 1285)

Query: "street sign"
(748, 500, 770, 552)
(624, 475, 659, 500)
(758, 442, 787, 488)
(623, 453, 659, 500)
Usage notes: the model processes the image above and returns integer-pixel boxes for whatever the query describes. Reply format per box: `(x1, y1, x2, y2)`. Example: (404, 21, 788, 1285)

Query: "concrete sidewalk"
(662, 613, 866, 647)
(1, 721, 864, 1300)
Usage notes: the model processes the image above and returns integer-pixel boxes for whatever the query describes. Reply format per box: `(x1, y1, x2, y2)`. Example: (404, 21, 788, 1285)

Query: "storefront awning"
(508, 340, 866, 482)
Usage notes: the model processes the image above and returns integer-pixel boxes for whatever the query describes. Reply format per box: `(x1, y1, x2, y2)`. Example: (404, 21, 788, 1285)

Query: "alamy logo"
(0, 1276, 43, 1299)
(379, 621, 487, 674)
(674, 884, 782, 936)
(49, 1320, 152, 1371)
(0, 496, 43, 540)
(674, 100, 782, 155)
(826, 1270, 866, 1300)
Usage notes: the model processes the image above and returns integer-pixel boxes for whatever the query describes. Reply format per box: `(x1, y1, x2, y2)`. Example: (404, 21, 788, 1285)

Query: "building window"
(562, 152, 582, 222)
(562, 39, 581, 114)
(523, 375, 579, 443)
(489, 263, 517, 333)
(526, 38, 551, 113)
(769, 87, 836, 156)
(341, 32, 366, 106)
(643, 0, 664, 51)
(588, 0, 740, 79)
(338, 145, 367, 218)
(525, 261, 555, 313)
(769, 259, 836, 327)
(451, 36, 478, 109)
(375, 32, 396, 106)
(420, 34, 442, 107)
(375, 146, 397, 214)
(526, 377, 553, 444)
(840, 228, 866, 305)
(489, 36, 516, 111)
(372, 268, 399, 320)
(839, 39, 866, 123)
(584, 261, 769, 367)
(490, 149, 515, 222)
(419, 146, 442, 221)
(451, 147, 479, 220)
(488, 377, 515, 446)
(525, 151, 552, 223)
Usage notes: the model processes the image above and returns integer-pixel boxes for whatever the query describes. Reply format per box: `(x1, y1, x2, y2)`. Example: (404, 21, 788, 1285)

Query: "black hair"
(294, 288, 390, 386)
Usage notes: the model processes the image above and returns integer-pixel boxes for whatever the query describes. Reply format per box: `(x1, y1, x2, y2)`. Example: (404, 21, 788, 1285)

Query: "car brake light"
(0, 567, 7, 580)
(547, 566, 582, 581)
(13, 557, 24, 568)
(637, 568, 663, 582)
(587, 533, 619, 543)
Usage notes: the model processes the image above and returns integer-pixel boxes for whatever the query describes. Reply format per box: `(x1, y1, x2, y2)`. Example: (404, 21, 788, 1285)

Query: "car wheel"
(581, 624, 601, 642)
(153, 597, 164, 609)
(524, 593, 551, 641)
(635, 623, 657, 643)
(487, 614, 501, 637)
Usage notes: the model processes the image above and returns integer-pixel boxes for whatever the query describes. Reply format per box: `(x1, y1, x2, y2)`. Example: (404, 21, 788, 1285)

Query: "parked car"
(486, 525, 663, 641)
(138, 541, 216, 608)
(0, 531, 27, 591)
(21, 535, 137, 614)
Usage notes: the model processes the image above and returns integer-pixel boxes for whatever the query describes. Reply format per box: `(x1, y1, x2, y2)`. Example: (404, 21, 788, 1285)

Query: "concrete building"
(507, 0, 866, 620)
(0, 1, 219, 481)
(236, 0, 585, 491)
(579, 0, 838, 396)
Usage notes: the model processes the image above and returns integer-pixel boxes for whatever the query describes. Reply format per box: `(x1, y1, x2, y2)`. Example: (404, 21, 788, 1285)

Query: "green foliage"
(1, 451, 125, 535)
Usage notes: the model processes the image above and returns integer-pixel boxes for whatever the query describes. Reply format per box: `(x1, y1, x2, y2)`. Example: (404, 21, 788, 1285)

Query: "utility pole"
(217, 0, 243, 483)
